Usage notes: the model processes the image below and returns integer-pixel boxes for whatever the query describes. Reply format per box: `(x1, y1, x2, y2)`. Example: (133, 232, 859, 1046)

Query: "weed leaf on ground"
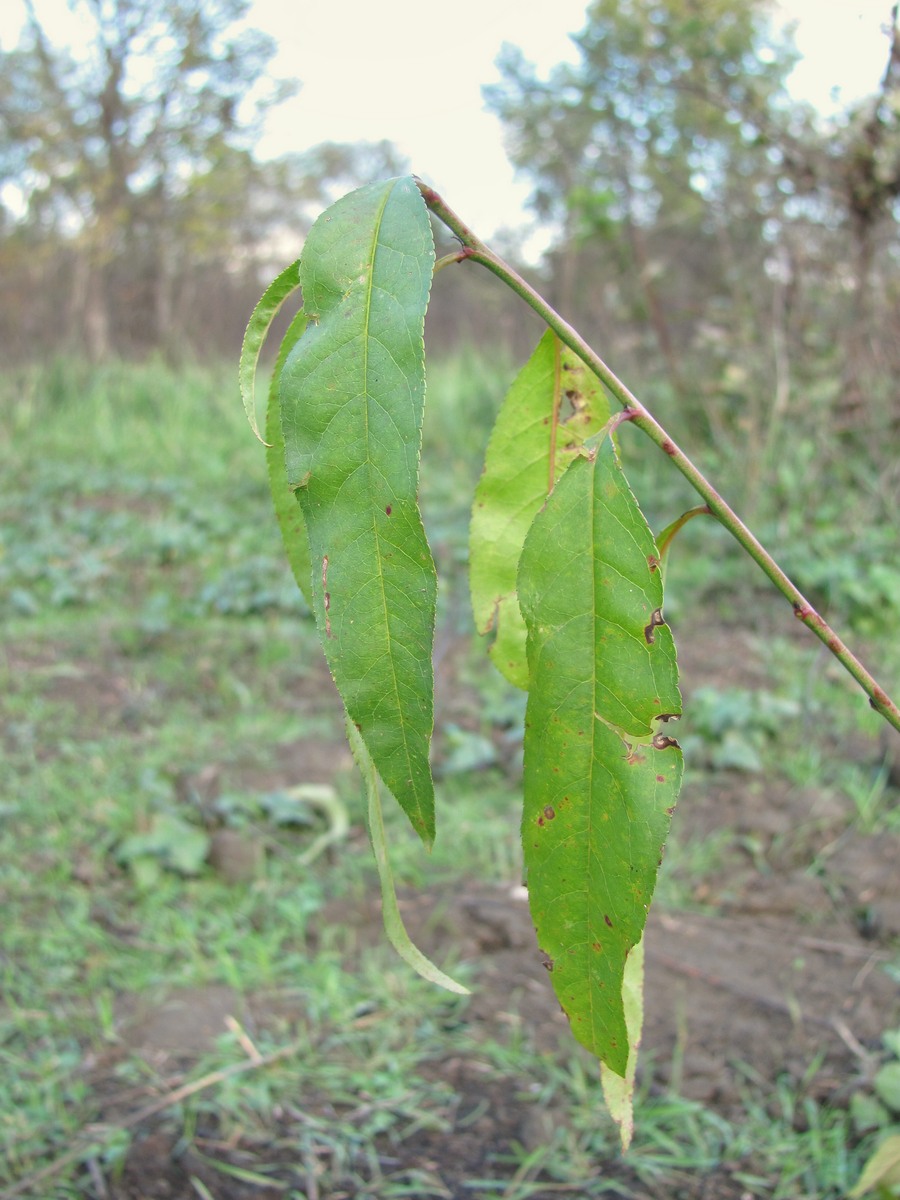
(279, 177, 437, 846)
(470, 329, 610, 689)
(518, 436, 683, 1076)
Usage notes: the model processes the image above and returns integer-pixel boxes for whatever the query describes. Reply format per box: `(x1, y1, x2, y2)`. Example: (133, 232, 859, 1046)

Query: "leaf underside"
(267, 309, 311, 606)
(470, 329, 611, 689)
(519, 437, 683, 1077)
(240, 258, 301, 443)
(279, 177, 437, 845)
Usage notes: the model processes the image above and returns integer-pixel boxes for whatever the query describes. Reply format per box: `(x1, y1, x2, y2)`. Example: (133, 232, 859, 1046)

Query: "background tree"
(0, 0, 279, 358)
(797, 5, 900, 426)
(0, 1, 417, 359)
(485, 0, 900, 503)
(486, 0, 800, 415)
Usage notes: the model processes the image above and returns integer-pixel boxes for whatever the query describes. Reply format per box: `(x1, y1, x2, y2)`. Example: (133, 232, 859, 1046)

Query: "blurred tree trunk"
(0, 0, 292, 359)
(71, 252, 112, 362)
(838, 6, 900, 425)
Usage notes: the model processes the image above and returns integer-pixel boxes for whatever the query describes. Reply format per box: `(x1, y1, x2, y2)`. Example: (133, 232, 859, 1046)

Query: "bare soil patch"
(90, 851, 898, 1200)
(9, 614, 900, 1199)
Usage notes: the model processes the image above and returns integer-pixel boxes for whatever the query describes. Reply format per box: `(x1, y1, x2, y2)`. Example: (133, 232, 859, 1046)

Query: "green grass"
(1, 355, 897, 1198)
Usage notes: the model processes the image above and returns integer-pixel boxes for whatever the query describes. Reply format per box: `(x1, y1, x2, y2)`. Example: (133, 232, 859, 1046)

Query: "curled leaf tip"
(240, 258, 302, 447)
(347, 719, 469, 996)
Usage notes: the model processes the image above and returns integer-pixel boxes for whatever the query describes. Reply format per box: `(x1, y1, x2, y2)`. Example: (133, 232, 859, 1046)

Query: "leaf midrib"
(360, 183, 430, 838)
(588, 451, 603, 1054)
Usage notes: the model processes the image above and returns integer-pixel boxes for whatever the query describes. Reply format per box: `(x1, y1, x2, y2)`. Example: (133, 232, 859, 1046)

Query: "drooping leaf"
(600, 936, 643, 1150)
(470, 329, 610, 689)
(346, 718, 470, 996)
(266, 309, 312, 606)
(240, 259, 301, 444)
(519, 436, 683, 1076)
(280, 177, 437, 845)
(654, 505, 712, 585)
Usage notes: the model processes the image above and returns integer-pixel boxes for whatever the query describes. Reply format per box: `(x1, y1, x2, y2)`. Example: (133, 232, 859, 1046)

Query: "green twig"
(417, 179, 900, 735)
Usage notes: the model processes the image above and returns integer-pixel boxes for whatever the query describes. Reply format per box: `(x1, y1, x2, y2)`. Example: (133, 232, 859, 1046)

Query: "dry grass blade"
(0, 1038, 304, 1200)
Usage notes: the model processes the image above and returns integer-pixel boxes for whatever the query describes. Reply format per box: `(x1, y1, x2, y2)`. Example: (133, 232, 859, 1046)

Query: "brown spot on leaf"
(385, 505, 392, 515)
(543, 805, 556, 821)
(643, 608, 666, 644)
(604, 914, 613, 928)
(652, 733, 680, 751)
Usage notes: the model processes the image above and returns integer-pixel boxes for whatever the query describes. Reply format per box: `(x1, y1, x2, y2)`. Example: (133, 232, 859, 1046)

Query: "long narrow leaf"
(240, 259, 301, 444)
(470, 330, 610, 689)
(280, 178, 437, 846)
(519, 436, 683, 1076)
(346, 719, 470, 996)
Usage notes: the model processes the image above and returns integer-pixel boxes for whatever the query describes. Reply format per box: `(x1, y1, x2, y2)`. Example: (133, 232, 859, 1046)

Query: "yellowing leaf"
(470, 330, 610, 689)
(601, 937, 644, 1150)
(850, 1134, 900, 1197)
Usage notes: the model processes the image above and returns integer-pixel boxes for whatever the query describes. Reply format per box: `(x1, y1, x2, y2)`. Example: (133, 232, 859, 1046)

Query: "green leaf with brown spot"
(470, 330, 610, 689)
(519, 436, 683, 1076)
(279, 177, 437, 846)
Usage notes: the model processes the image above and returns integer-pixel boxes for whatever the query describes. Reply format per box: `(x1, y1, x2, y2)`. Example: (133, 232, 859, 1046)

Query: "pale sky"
(249, 0, 896, 242)
(1, 0, 895, 244)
